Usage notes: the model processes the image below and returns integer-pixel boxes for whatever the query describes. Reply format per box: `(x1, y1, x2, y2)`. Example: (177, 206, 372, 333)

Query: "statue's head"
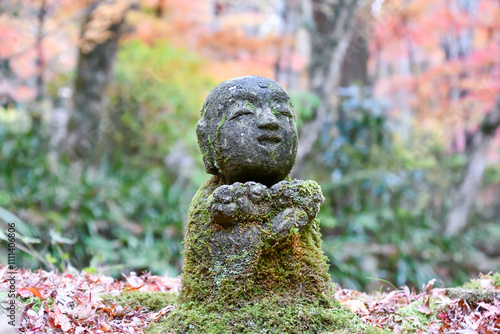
(196, 76, 298, 187)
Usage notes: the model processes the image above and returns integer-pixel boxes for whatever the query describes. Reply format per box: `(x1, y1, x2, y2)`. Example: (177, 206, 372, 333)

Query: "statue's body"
(164, 76, 382, 334)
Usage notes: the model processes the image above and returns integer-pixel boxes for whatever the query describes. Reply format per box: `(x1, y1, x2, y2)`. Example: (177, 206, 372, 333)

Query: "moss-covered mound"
(153, 291, 386, 334)
(102, 290, 386, 333)
(162, 176, 384, 333)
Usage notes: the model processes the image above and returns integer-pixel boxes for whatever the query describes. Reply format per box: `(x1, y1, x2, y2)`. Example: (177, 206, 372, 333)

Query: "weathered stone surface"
(182, 177, 327, 298)
(196, 76, 298, 187)
(445, 288, 500, 303)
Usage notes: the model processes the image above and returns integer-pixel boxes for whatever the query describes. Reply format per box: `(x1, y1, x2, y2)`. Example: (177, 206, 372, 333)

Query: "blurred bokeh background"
(0, 0, 499, 291)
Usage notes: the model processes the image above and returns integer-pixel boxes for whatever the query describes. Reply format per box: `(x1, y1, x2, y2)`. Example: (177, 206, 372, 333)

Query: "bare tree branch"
(0, 1, 105, 65)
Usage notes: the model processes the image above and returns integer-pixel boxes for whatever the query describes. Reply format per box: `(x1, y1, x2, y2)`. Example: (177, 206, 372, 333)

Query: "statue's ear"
(196, 118, 218, 175)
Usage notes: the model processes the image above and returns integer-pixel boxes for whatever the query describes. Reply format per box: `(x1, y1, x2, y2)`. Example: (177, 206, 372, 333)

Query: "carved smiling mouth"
(257, 134, 281, 145)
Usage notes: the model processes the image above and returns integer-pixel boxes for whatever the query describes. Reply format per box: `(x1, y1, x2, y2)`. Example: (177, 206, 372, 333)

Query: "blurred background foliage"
(1, 0, 499, 291)
(315, 87, 500, 289)
(0, 38, 215, 277)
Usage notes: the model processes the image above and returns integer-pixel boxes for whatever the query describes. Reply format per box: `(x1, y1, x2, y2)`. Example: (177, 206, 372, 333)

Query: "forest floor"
(1, 265, 499, 333)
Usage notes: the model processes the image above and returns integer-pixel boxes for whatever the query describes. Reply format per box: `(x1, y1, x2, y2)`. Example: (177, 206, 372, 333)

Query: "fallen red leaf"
(125, 284, 145, 292)
(29, 287, 45, 300)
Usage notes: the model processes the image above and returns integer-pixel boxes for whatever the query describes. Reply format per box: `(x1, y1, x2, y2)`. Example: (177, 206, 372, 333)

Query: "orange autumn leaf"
(29, 287, 45, 300)
(124, 284, 145, 292)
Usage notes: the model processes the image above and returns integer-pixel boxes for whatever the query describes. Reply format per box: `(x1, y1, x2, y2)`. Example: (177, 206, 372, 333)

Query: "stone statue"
(162, 76, 382, 334)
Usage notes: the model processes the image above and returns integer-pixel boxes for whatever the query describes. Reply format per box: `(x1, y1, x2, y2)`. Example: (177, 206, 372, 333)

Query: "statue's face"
(197, 76, 298, 186)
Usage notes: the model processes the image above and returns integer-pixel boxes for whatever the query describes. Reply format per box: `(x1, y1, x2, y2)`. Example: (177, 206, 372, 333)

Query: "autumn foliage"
(0, 1, 500, 328)
(2, 266, 499, 333)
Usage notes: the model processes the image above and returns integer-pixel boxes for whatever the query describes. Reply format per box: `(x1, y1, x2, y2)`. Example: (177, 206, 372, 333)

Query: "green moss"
(216, 114, 226, 140)
(181, 177, 329, 303)
(172, 176, 384, 333)
(17, 296, 54, 313)
(272, 106, 280, 116)
(207, 134, 219, 158)
(154, 292, 387, 334)
(462, 272, 500, 289)
(449, 270, 500, 303)
(101, 291, 176, 312)
(491, 272, 500, 288)
(246, 100, 255, 111)
(446, 288, 500, 303)
(96, 288, 387, 333)
(462, 279, 481, 290)
(394, 301, 436, 333)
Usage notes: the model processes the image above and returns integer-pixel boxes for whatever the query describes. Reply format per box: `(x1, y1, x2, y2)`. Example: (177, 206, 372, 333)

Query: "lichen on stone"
(180, 176, 329, 301)
(445, 288, 500, 303)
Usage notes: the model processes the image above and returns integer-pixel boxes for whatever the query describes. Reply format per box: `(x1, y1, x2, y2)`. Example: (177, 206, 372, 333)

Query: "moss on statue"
(154, 176, 386, 333)
(153, 76, 385, 333)
(181, 177, 328, 302)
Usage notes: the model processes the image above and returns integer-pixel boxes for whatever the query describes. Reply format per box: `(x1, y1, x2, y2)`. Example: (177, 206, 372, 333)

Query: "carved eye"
(275, 104, 293, 118)
(230, 108, 254, 120)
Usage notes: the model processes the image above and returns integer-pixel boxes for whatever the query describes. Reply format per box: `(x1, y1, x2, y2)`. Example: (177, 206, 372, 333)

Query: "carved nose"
(257, 108, 279, 130)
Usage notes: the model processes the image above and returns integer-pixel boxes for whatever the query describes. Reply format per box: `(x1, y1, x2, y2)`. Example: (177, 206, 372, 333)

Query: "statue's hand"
(208, 180, 324, 246)
(208, 184, 240, 228)
(263, 180, 324, 242)
(270, 208, 308, 239)
(208, 182, 272, 228)
(270, 180, 324, 221)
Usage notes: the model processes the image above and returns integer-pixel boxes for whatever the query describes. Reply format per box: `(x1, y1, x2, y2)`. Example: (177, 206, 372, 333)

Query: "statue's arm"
(206, 180, 324, 245)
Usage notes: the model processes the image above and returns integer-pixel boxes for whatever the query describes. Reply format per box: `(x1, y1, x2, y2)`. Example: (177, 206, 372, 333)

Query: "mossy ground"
(462, 272, 500, 289)
(446, 288, 500, 303)
(450, 272, 500, 303)
(101, 289, 388, 334)
(101, 291, 176, 311)
(393, 300, 437, 333)
(155, 297, 386, 334)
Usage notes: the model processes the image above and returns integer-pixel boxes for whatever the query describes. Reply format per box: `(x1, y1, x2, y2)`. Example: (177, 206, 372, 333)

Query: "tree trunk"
(155, 0, 165, 17)
(339, 18, 370, 87)
(65, 0, 129, 161)
(292, 0, 367, 177)
(274, 0, 301, 90)
(32, 0, 47, 134)
(444, 94, 500, 236)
